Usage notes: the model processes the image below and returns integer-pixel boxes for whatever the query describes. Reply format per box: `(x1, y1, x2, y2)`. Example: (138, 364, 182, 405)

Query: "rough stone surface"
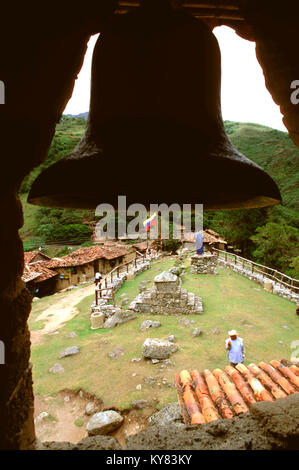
(2, 2, 299, 451)
(49, 363, 65, 374)
(190, 254, 218, 275)
(58, 346, 80, 358)
(85, 402, 97, 416)
(129, 271, 203, 315)
(108, 347, 124, 359)
(142, 338, 178, 360)
(148, 403, 183, 427)
(103, 308, 137, 328)
(127, 394, 299, 450)
(86, 410, 124, 436)
(140, 320, 161, 332)
(38, 436, 121, 450)
(131, 399, 149, 410)
(192, 328, 202, 337)
(65, 331, 78, 338)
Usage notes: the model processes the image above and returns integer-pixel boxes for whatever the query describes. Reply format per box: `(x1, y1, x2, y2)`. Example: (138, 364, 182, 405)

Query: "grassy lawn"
(30, 256, 298, 410)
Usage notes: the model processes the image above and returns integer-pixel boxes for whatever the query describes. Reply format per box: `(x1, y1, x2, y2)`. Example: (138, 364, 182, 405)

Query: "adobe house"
(22, 251, 59, 297)
(0, 0, 298, 450)
(22, 262, 59, 298)
(45, 245, 133, 291)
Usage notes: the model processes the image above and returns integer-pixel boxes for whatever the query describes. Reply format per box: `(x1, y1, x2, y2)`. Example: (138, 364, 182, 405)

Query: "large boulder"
(142, 338, 178, 360)
(104, 308, 136, 328)
(86, 410, 124, 436)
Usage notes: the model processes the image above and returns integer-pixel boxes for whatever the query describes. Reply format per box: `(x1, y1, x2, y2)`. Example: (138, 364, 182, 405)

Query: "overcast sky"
(64, 26, 287, 132)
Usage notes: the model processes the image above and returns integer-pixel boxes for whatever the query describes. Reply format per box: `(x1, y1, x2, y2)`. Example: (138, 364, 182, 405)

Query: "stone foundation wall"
(190, 254, 218, 275)
(129, 286, 203, 315)
(217, 258, 299, 304)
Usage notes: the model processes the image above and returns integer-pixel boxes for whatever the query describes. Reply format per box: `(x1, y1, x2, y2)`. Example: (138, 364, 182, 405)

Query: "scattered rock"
(136, 384, 142, 391)
(64, 396, 70, 403)
(108, 347, 124, 359)
(65, 331, 78, 338)
(85, 402, 97, 416)
(131, 357, 142, 363)
(211, 328, 220, 335)
(35, 411, 49, 423)
(58, 346, 80, 359)
(49, 363, 65, 374)
(131, 399, 149, 410)
(166, 335, 176, 343)
(278, 341, 284, 345)
(282, 325, 291, 330)
(140, 320, 162, 332)
(142, 338, 178, 360)
(152, 359, 160, 364)
(86, 411, 124, 436)
(144, 376, 156, 385)
(192, 328, 202, 337)
(104, 308, 136, 328)
(121, 298, 130, 307)
(132, 372, 137, 377)
(148, 403, 183, 427)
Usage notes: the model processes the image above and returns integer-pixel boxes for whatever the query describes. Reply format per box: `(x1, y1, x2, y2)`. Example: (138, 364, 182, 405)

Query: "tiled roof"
(22, 265, 42, 283)
(22, 261, 58, 283)
(24, 251, 51, 264)
(175, 360, 299, 425)
(133, 242, 148, 251)
(46, 245, 129, 268)
(183, 230, 227, 245)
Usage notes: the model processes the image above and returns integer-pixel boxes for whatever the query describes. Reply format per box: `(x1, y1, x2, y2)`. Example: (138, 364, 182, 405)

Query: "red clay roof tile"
(176, 360, 299, 425)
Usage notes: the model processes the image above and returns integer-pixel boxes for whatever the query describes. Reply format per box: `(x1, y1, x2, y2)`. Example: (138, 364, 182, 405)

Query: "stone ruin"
(190, 253, 218, 275)
(89, 257, 151, 329)
(217, 257, 299, 304)
(128, 271, 203, 315)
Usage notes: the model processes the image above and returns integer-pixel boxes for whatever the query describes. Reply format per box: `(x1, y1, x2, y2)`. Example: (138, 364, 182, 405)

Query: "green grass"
(30, 256, 297, 410)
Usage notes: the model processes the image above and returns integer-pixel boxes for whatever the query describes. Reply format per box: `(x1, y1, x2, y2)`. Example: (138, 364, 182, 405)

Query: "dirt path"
(35, 283, 95, 334)
(34, 391, 152, 446)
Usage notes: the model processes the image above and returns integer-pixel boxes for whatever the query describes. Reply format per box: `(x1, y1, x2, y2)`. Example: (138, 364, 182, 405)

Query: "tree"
(210, 208, 267, 258)
(250, 222, 299, 275)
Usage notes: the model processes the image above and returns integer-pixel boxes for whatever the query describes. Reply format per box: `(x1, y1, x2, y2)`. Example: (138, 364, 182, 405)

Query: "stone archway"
(0, 1, 298, 449)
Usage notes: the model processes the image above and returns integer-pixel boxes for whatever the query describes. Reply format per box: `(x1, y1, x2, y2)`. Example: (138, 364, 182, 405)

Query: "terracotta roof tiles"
(175, 360, 299, 425)
(45, 245, 129, 268)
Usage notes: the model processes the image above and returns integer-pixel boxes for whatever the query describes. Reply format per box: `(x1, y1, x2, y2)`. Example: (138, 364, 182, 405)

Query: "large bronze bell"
(28, 1, 281, 210)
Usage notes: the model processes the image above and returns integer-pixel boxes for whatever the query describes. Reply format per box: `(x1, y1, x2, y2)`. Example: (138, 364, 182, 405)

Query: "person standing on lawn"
(225, 329, 245, 367)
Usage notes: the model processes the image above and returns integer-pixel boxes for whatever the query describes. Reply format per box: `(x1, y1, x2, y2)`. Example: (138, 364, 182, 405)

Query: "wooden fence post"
(95, 289, 98, 306)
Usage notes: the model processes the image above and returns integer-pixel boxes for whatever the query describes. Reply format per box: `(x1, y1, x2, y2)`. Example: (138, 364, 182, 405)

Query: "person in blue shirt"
(225, 329, 245, 367)
(195, 231, 203, 255)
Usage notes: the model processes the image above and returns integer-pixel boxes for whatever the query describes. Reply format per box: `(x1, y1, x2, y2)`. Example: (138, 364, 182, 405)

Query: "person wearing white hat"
(225, 329, 245, 367)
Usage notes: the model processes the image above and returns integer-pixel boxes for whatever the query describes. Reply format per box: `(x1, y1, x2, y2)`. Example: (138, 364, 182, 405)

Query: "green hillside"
(19, 117, 299, 276)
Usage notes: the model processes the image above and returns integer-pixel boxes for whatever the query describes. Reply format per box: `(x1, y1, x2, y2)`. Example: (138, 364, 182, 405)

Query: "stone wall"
(190, 254, 218, 275)
(129, 271, 203, 315)
(217, 257, 299, 304)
